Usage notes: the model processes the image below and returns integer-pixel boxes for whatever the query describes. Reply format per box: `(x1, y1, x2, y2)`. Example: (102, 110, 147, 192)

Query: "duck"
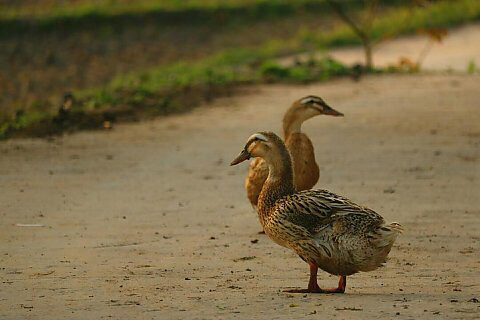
(231, 132, 403, 293)
(245, 96, 343, 209)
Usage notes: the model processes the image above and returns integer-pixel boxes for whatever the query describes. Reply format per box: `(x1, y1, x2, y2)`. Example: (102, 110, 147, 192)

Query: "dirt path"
(282, 23, 480, 72)
(1, 31, 480, 320)
(330, 22, 480, 71)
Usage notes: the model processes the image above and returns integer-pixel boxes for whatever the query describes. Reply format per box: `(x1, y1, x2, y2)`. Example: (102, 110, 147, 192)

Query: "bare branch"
(325, 0, 374, 68)
(325, 0, 368, 41)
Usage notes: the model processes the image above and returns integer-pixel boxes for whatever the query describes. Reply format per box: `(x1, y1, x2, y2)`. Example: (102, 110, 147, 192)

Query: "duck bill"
(323, 104, 344, 117)
(230, 149, 251, 166)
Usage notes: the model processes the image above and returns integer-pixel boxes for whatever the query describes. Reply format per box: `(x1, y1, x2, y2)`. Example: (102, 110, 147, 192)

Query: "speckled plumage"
(259, 189, 403, 276)
(232, 131, 403, 293)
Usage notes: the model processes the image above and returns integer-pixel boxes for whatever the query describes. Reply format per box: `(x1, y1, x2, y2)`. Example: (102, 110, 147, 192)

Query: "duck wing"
(275, 189, 385, 234)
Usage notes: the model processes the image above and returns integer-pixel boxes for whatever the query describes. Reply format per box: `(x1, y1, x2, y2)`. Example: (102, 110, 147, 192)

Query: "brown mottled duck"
(246, 96, 343, 209)
(231, 132, 403, 293)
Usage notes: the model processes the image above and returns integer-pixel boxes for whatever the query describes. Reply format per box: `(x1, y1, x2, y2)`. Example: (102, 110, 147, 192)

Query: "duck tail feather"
(371, 222, 404, 247)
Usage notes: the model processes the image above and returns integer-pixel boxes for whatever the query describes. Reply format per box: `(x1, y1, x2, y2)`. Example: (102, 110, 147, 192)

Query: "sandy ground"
(1, 30, 480, 320)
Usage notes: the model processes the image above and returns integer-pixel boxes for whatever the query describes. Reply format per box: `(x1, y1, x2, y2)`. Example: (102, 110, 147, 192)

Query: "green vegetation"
(1, 0, 319, 20)
(0, 0, 335, 37)
(0, 50, 355, 138)
(305, 0, 480, 47)
(467, 60, 477, 74)
(260, 57, 352, 83)
(0, 0, 407, 21)
(1, 0, 480, 139)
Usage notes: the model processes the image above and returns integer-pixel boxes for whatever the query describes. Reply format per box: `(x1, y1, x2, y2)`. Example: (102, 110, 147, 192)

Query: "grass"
(1, 0, 480, 139)
(0, 0, 298, 18)
(0, 1, 410, 38)
(0, 1, 329, 37)
(0, 0, 406, 21)
(0, 49, 355, 138)
(300, 0, 480, 47)
(0, 0, 315, 19)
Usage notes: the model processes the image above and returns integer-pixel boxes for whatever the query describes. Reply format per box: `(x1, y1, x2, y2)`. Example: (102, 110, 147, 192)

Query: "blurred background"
(1, 0, 479, 138)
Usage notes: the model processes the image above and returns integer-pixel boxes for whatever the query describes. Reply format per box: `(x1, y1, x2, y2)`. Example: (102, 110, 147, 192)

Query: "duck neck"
(257, 149, 295, 221)
(283, 116, 303, 139)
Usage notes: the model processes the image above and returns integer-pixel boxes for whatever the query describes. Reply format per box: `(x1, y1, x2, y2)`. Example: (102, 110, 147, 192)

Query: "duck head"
(231, 132, 271, 165)
(230, 132, 291, 169)
(283, 95, 343, 136)
(230, 132, 295, 203)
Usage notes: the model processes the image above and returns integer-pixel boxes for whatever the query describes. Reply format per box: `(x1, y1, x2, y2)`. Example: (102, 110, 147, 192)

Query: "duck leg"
(321, 275, 346, 293)
(284, 263, 322, 293)
(284, 263, 346, 294)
